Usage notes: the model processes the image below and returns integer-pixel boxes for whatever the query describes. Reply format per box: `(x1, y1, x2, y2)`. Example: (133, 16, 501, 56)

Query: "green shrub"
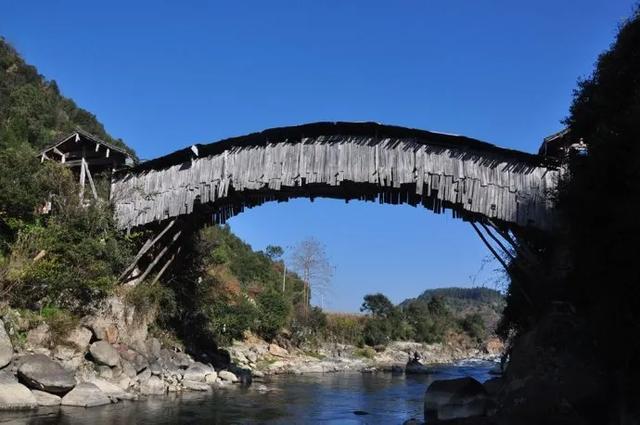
(40, 306, 78, 345)
(5, 200, 132, 314)
(256, 289, 291, 341)
(354, 346, 376, 359)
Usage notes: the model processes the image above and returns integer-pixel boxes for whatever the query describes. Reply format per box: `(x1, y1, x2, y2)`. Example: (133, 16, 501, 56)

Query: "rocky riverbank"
(0, 297, 247, 411)
(0, 297, 503, 412)
(226, 333, 503, 376)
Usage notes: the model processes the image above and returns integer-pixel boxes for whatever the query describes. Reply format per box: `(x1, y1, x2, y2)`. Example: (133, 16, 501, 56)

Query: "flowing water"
(0, 360, 496, 425)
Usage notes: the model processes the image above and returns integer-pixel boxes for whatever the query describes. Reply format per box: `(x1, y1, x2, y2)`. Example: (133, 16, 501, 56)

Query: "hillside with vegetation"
(0, 38, 129, 153)
(401, 287, 504, 335)
(0, 36, 497, 387)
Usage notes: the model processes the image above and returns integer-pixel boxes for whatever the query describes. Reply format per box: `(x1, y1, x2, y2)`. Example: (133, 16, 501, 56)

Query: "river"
(0, 360, 496, 425)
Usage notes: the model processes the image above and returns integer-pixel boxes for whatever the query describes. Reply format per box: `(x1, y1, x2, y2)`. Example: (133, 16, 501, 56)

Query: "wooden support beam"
(79, 151, 86, 202)
(136, 229, 182, 284)
(150, 246, 181, 285)
(52, 147, 66, 163)
(486, 219, 540, 267)
(470, 221, 534, 307)
(83, 159, 99, 201)
(118, 219, 177, 283)
(480, 221, 516, 262)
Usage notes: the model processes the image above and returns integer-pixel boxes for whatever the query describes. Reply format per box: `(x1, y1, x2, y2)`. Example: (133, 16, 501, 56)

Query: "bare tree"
(290, 237, 333, 310)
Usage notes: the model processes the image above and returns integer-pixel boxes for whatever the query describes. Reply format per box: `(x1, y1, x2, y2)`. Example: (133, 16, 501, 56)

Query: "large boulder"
(89, 341, 120, 367)
(89, 378, 137, 401)
(0, 320, 13, 369)
(183, 362, 214, 383)
(17, 354, 76, 394)
(0, 371, 37, 410)
(61, 382, 111, 407)
(139, 375, 166, 395)
(424, 377, 489, 422)
(31, 390, 61, 406)
(89, 319, 119, 344)
(64, 327, 92, 353)
(218, 370, 238, 383)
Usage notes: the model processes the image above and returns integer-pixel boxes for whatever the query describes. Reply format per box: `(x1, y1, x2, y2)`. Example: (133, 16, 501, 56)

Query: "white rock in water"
(217, 370, 238, 383)
(31, 390, 61, 406)
(0, 371, 37, 410)
(139, 376, 166, 395)
(205, 372, 218, 384)
(182, 380, 211, 391)
(183, 362, 215, 382)
(61, 382, 111, 407)
(90, 378, 137, 401)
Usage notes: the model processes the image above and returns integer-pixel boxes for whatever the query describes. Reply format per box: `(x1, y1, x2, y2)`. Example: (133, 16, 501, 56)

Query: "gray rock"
(246, 351, 258, 363)
(218, 370, 238, 383)
(90, 378, 137, 401)
(64, 327, 92, 353)
(149, 361, 162, 376)
(139, 375, 166, 395)
(182, 380, 211, 391)
(26, 324, 50, 350)
(89, 341, 120, 367)
(0, 320, 13, 369)
(136, 368, 151, 384)
(0, 371, 37, 410)
(97, 365, 113, 379)
(61, 382, 111, 407)
(132, 353, 149, 373)
(424, 377, 488, 422)
(17, 354, 76, 394)
(121, 360, 137, 378)
(31, 390, 61, 406)
(205, 372, 218, 384)
(183, 362, 214, 382)
(146, 338, 161, 360)
(159, 349, 191, 369)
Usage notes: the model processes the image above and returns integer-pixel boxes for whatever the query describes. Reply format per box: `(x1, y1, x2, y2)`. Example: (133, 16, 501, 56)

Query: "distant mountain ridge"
(401, 286, 505, 334)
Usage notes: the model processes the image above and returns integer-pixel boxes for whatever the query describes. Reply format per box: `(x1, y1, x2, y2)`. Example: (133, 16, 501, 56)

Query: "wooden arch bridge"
(107, 121, 560, 285)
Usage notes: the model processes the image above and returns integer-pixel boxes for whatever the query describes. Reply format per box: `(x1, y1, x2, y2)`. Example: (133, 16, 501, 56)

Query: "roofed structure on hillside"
(40, 129, 135, 172)
(539, 128, 572, 158)
(40, 129, 135, 201)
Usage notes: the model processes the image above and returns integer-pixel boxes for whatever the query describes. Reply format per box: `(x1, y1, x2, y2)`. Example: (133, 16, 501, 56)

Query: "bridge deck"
(111, 122, 558, 231)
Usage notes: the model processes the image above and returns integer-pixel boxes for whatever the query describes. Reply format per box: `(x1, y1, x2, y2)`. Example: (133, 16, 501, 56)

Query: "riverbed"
(0, 360, 496, 425)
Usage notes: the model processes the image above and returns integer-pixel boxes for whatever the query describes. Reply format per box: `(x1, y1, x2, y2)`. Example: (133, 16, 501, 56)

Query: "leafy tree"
(264, 245, 284, 261)
(257, 289, 291, 340)
(360, 293, 395, 318)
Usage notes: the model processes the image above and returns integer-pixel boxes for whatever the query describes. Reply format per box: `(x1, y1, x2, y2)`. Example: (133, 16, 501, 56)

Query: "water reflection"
(0, 361, 495, 425)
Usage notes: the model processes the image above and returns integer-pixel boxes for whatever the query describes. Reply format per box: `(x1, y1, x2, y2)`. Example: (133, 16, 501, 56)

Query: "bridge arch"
(111, 122, 558, 232)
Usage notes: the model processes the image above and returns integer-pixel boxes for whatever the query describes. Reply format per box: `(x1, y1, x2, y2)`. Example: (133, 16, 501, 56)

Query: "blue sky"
(2, 1, 636, 311)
